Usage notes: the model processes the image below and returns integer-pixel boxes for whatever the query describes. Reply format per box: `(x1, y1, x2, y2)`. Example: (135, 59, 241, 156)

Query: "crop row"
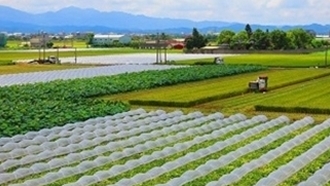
(2, 109, 330, 185)
(0, 64, 265, 137)
(200, 70, 330, 114)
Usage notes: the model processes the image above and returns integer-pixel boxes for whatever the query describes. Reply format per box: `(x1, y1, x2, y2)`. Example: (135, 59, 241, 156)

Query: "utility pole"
(156, 32, 159, 64)
(42, 32, 46, 61)
(38, 31, 41, 61)
(325, 43, 329, 67)
(75, 47, 77, 64)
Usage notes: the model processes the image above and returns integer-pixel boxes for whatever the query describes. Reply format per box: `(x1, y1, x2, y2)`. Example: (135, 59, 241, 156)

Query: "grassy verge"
(0, 60, 15, 66)
(176, 53, 328, 67)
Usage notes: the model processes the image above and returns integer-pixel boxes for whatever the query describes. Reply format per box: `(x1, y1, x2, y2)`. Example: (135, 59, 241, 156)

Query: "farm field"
(104, 68, 330, 108)
(1, 109, 330, 186)
(6, 40, 87, 49)
(2, 51, 330, 186)
(177, 52, 330, 67)
(0, 63, 97, 75)
(0, 64, 265, 137)
(197, 75, 330, 115)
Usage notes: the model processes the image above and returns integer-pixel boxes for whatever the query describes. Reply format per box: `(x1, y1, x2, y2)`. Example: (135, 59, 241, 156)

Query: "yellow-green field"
(177, 52, 330, 67)
(6, 40, 87, 48)
(103, 68, 330, 107)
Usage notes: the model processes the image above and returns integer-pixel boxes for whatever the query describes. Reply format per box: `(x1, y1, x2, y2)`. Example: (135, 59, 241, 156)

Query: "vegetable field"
(1, 109, 330, 186)
(0, 64, 265, 137)
(2, 52, 330, 186)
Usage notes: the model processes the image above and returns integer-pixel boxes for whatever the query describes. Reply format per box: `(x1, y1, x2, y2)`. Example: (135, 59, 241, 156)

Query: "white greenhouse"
(92, 34, 131, 45)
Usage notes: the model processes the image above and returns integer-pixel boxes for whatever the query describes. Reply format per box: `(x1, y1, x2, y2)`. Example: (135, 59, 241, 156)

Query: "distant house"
(139, 38, 185, 49)
(30, 35, 51, 48)
(92, 34, 131, 45)
(139, 40, 168, 49)
(167, 38, 185, 49)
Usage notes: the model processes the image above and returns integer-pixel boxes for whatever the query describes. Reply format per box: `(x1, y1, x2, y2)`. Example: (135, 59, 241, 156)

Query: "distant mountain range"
(0, 5, 329, 34)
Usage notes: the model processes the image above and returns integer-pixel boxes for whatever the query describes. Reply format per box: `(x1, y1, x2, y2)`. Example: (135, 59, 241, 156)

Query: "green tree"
(205, 33, 218, 43)
(231, 31, 248, 49)
(251, 29, 271, 50)
(0, 33, 7, 48)
(185, 28, 207, 50)
(217, 30, 236, 44)
(245, 24, 253, 39)
(85, 33, 94, 47)
(311, 39, 323, 48)
(46, 42, 54, 48)
(160, 32, 171, 40)
(269, 29, 289, 50)
(286, 28, 314, 49)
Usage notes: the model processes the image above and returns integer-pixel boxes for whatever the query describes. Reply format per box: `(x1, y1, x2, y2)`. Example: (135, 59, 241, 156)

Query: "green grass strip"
(232, 126, 330, 186)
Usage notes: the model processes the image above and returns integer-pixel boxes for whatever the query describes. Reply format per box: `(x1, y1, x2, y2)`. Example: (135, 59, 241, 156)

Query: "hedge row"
(129, 89, 249, 108)
(255, 105, 330, 115)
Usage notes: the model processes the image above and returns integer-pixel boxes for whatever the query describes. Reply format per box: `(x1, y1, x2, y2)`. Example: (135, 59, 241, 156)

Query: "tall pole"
(43, 33, 46, 61)
(75, 47, 77, 64)
(159, 40, 162, 63)
(325, 43, 329, 67)
(57, 48, 59, 64)
(164, 47, 167, 63)
(156, 32, 159, 64)
(71, 33, 74, 48)
(38, 31, 41, 60)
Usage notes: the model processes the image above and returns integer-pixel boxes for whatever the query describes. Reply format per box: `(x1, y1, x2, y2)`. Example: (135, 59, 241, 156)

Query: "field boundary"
(255, 105, 330, 115)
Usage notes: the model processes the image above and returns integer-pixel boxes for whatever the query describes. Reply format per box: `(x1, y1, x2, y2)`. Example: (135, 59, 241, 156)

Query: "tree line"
(185, 24, 329, 51)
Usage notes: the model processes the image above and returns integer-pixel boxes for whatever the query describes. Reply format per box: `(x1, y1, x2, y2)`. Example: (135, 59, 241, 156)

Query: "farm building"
(139, 40, 168, 49)
(30, 35, 51, 48)
(168, 38, 185, 49)
(92, 34, 131, 45)
(139, 38, 185, 49)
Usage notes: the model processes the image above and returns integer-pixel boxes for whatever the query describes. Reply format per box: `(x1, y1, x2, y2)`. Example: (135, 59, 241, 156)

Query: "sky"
(0, 0, 329, 25)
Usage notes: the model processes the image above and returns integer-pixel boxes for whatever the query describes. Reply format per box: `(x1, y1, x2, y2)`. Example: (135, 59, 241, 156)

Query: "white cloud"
(0, 0, 329, 25)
